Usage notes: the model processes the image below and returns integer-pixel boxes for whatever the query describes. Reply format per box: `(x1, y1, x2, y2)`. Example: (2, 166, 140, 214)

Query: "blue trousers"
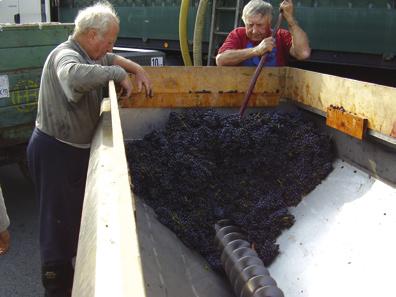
(27, 128, 90, 265)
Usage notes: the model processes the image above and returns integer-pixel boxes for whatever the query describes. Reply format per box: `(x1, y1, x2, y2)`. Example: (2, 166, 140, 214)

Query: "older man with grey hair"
(216, 0, 310, 66)
(26, 1, 152, 296)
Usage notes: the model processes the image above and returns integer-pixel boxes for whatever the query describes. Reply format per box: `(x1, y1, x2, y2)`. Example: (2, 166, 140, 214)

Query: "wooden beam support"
(326, 105, 367, 140)
(73, 81, 145, 297)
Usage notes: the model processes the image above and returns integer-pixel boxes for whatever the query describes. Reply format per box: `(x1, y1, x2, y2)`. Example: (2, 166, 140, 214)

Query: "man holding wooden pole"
(216, 0, 310, 67)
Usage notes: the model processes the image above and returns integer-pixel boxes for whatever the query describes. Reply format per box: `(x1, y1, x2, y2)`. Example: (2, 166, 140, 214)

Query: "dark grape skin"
(125, 109, 334, 272)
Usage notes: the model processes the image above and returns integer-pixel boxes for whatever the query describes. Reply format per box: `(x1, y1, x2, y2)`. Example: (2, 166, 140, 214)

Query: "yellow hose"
(179, 0, 193, 66)
(193, 0, 209, 66)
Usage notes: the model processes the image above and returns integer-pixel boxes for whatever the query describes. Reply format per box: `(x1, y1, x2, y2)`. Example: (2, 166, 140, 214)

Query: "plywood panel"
(120, 66, 285, 108)
(120, 66, 395, 137)
(284, 67, 396, 136)
(326, 106, 367, 140)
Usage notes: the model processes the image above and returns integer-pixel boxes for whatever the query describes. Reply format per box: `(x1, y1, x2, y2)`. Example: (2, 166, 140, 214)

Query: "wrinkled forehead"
(244, 13, 271, 26)
(98, 22, 119, 39)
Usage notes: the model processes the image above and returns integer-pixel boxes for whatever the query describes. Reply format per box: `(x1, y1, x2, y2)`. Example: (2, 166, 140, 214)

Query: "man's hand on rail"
(135, 70, 153, 98)
(118, 76, 133, 100)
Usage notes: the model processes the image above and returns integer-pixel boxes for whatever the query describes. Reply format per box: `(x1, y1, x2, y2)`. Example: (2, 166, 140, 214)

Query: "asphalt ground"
(0, 164, 43, 297)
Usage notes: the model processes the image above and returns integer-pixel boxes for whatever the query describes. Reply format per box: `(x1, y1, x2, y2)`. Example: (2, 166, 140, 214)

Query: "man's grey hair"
(242, 0, 273, 23)
(73, 1, 119, 38)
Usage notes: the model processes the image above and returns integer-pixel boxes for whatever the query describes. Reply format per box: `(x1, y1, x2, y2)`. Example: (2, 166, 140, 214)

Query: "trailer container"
(72, 66, 396, 297)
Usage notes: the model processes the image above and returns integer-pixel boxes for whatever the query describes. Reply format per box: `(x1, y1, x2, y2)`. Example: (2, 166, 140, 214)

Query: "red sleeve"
(276, 29, 292, 66)
(217, 27, 246, 54)
(278, 29, 292, 52)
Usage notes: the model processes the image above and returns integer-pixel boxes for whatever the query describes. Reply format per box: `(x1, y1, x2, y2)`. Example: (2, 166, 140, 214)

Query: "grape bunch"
(125, 109, 334, 272)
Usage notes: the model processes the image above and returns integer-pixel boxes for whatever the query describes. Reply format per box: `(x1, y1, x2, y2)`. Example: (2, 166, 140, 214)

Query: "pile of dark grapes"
(125, 109, 334, 272)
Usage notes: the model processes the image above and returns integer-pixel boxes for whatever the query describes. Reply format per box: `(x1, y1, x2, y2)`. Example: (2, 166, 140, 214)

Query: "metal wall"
(59, 0, 396, 68)
(59, 0, 207, 52)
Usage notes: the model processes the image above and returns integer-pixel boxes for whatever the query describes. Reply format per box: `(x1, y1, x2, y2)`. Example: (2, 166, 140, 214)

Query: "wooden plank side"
(284, 67, 396, 136)
(120, 66, 284, 108)
(0, 88, 39, 108)
(0, 123, 34, 147)
(326, 106, 367, 140)
(121, 92, 279, 108)
(2, 68, 42, 91)
(0, 68, 41, 108)
(0, 103, 37, 127)
(0, 23, 73, 49)
(0, 45, 56, 71)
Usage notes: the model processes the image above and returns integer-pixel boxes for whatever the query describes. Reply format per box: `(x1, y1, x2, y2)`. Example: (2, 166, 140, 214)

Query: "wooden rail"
(120, 66, 284, 108)
(283, 67, 396, 140)
(73, 81, 145, 297)
(121, 66, 396, 140)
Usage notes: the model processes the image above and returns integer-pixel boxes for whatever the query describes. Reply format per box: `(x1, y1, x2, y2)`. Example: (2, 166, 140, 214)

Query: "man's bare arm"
(281, 0, 311, 60)
(216, 48, 257, 66)
(216, 37, 275, 66)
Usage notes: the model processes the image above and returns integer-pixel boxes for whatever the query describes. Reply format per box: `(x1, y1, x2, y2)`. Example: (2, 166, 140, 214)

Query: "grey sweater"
(36, 37, 127, 144)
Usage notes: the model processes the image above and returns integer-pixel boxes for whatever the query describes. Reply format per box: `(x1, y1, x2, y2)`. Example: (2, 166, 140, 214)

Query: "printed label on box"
(0, 75, 10, 98)
(151, 57, 164, 67)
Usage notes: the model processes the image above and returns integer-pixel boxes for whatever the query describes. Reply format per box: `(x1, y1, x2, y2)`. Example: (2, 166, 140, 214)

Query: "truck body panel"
(0, 23, 73, 164)
(58, 0, 396, 69)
